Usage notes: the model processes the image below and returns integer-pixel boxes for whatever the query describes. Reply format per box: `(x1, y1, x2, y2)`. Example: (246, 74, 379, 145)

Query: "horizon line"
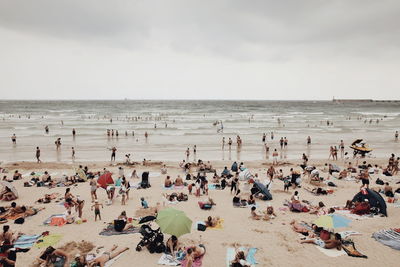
(1, 98, 399, 101)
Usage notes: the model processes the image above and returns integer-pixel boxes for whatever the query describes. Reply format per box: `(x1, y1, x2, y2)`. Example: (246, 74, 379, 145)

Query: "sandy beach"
(0, 156, 398, 267)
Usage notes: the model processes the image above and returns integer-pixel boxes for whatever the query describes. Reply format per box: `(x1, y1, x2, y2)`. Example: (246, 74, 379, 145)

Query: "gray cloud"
(0, 0, 399, 99)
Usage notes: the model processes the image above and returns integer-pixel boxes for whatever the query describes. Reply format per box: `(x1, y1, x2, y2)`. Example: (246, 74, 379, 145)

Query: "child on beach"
(284, 177, 290, 191)
(140, 197, 149, 209)
(91, 200, 103, 221)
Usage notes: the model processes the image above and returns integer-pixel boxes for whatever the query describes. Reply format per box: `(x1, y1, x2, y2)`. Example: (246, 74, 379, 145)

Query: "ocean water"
(0, 100, 399, 162)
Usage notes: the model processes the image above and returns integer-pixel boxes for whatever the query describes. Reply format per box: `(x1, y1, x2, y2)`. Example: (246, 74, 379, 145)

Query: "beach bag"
(327, 182, 336, 187)
(375, 178, 384, 185)
(197, 223, 207, 231)
(114, 219, 126, 232)
(14, 218, 25, 224)
(301, 206, 309, 212)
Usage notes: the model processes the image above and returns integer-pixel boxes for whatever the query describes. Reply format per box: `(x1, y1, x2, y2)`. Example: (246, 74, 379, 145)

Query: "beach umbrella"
(313, 214, 351, 229)
(0, 181, 18, 197)
(156, 208, 192, 237)
(98, 172, 114, 189)
(251, 181, 273, 200)
(74, 167, 87, 181)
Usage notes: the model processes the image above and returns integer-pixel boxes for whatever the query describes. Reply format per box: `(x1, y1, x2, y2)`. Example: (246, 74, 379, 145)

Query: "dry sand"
(1, 158, 399, 267)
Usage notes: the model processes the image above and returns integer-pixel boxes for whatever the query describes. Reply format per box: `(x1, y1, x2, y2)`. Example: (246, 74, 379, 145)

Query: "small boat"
(349, 139, 372, 156)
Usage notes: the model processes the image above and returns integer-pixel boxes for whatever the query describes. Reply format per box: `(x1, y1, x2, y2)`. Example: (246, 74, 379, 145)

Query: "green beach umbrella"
(156, 208, 192, 237)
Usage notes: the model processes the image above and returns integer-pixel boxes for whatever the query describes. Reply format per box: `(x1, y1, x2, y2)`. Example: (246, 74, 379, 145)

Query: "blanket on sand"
(372, 229, 400, 250)
(99, 224, 140, 236)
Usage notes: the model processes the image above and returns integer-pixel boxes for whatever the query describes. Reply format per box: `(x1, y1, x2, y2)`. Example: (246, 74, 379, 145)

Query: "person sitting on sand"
(182, 245, 206, 267)
(86, 245, 129, 267)
(174, 175, 184, 187)
(338, 169, 348, 179)
(301, 233, 342, 250)
(290, 191, 300, 204)
(164, 176, 173, 188)
(310, 202, 328, 215)
(38, 246, 69, 266)
(230, 249, 251, 267)
(383, 182, 394, 197)
(247, 194, 255, 205)
(12, 170, 22, 181)
(0, 187, 17, 201)
(204, 216, 220, 227)
(250, 206, 262, 220)
(263, 205, 277, 220)
(0, 225, 17, 245)
(165, 235, 181, 256)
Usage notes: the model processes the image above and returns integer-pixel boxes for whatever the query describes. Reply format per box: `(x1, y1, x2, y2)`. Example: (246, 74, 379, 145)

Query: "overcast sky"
(0, 0, 399, 100)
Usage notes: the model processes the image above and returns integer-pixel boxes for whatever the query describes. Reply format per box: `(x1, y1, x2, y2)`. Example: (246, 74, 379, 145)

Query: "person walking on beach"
(396, 131, 399, 141)
(36, 147, 41, 163)
(279, 138, 284, 149)
(71, 147, 75, 160)
(284, 137, 288, 148)
(222, 137, 225, 149)
(11, 134, 16, 145)
(72, 128, 76, 137)
(262, 133, 266, 143)
(145, 132, 148, 139)
(228, 138, 232, 150)
(339, 140, 345, 158)
(307, 136, 311, 145)
(110, 147, 117, 162)
(271, 132, 274, 140)
(193, 145, 197, 157)
(272, 149, 279, 165)
(45, 125, 49, 134)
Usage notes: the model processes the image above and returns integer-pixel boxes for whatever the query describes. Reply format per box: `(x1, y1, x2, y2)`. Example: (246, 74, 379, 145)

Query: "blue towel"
(246, 248, 258, 265)
(14, 234, 41, 249)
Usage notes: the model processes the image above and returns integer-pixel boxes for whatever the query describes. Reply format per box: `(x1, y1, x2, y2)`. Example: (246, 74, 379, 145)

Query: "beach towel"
(34, 234, 63, 249)
(158, 253, 181, 266)
(208, 184, 218, 190)
(226, 247, 258, 267)
(372, 229, 400, 250)
(315, 246, 347, 257)
(43, 214, 66, 225)
(163, 185, 185, 190)
(335, 210, 372, 220)
(338, 231, 361, 239)
(13, 234, 41, 249)
(104, 251, 127, 267)
(99, 224, 140, 236)
(208, 219, 224, 230)
(342, 240, 368, 258)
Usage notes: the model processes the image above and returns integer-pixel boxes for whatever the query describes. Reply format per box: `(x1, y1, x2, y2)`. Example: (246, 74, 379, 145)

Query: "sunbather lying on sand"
(86, 245, 129, 267)
(300, 233, 342, 250)
(290, 220, 316, 237)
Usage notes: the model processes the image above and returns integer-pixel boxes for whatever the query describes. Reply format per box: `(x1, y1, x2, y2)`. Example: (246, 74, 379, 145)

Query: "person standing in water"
(222, 137, 225, 149)
(11, 134, 16, 145)
(307, 136, 311, 145)
(396, 131, 399, 141)
(110, 147, 117, 162)
(72, 147, 75, 160)
(45, 125, 49, 134)
(228, 138, 232, 150)
(36, 147, 41, 163)
(72, 128, 76, 137)
(339, 140, 345, 158)
(185, 148, 190, 161)
(193, 145, 197, 155)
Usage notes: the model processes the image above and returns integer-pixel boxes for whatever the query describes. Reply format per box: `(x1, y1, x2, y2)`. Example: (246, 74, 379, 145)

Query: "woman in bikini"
(86, 245, 129, 266)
